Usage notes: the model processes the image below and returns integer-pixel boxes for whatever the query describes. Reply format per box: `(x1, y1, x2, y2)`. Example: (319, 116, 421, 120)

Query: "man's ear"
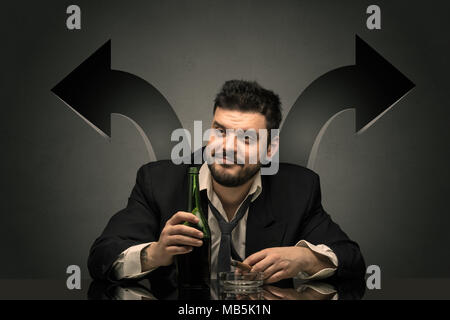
(266, 133, 280, 159)
(261, 130, 280, 175)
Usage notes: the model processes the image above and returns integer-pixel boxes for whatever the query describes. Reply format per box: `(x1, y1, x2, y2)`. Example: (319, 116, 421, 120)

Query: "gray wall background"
(1, 0, 449, 279)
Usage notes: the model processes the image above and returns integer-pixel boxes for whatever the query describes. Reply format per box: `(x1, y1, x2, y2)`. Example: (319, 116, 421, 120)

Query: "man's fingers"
(243, 250, 267, 266)
(166, 246, 193, 255)
(167, 235, 203, 247)
(251, 256, 277, 273)
(261, 263, 283, 281)
(168, 211, 199, 226)
(234, 268, 243, 275)
(265, 270, 286, 284)
(169, 224, 203, 239)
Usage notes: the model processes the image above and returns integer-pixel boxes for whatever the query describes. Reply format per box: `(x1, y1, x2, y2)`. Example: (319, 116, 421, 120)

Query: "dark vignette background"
(1, 0, 449, 284)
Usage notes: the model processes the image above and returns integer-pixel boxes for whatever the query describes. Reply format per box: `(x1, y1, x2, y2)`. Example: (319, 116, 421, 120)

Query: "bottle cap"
(188, 166, 199, 174)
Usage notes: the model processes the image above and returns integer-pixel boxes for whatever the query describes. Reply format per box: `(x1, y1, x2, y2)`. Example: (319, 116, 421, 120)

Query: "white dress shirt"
(112, 162, 338, 280)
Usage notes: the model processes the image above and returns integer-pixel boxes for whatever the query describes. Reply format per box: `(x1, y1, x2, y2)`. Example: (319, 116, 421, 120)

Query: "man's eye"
(244, 136, 256, 144)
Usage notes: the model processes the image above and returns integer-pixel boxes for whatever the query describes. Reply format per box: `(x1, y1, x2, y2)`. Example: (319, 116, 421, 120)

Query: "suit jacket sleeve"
(299, 173, 366, 279)
(87, 164, 160, 281)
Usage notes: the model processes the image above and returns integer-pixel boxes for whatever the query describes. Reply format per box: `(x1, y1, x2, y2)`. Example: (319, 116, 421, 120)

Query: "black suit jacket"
(88, 160, 365, 282)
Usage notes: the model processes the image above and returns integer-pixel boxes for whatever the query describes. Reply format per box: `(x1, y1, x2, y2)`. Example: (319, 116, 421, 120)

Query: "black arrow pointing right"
(280, 35, 415, 167)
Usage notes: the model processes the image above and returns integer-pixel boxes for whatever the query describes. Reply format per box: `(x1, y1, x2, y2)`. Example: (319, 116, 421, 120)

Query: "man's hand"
(141, 211, 204, 271)
(242, 246, 334, 284)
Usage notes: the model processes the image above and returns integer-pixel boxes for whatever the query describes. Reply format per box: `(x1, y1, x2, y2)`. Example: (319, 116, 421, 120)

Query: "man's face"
(207, 107, 269, 187)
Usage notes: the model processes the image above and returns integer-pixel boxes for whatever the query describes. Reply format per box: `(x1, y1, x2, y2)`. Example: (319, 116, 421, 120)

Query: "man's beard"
(208, 163, 261, 187)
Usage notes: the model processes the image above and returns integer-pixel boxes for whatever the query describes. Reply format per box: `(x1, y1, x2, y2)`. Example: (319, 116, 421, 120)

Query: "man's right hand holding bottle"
(140, 211, 204, 272)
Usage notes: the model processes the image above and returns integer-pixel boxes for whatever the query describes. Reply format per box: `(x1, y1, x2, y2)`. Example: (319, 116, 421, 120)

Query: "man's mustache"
(210, 149, 246, 165)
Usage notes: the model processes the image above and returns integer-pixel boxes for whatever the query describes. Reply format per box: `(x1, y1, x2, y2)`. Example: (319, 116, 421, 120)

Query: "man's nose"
(224, 132, 238, 152)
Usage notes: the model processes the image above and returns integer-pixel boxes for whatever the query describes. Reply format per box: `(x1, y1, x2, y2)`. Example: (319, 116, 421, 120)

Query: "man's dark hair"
(213, 80, 282, 130)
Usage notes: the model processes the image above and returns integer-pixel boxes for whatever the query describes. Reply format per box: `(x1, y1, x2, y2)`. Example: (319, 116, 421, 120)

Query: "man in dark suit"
(88, 80, 365, 284)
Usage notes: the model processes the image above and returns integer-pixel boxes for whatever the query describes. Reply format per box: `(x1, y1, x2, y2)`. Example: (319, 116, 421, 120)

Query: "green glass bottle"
(176, 166, 211, 289)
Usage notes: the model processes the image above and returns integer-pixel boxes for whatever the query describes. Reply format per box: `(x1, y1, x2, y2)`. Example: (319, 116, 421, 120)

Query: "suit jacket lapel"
(245, 177, 286, 258)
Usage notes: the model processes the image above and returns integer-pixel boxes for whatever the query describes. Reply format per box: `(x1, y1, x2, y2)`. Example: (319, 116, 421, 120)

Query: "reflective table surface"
(0, 278, 449, 300)
(88, 277, 365, 300)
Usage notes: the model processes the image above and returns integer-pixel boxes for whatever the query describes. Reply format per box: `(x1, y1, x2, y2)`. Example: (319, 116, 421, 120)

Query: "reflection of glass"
(219, 272, 264, 289)
(219, 286, 263, 300)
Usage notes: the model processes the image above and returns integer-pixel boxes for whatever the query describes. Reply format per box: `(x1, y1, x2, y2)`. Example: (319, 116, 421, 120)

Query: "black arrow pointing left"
(52, 40, 182, 160)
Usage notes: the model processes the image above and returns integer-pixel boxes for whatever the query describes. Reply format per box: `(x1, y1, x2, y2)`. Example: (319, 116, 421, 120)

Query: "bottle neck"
(188, 173, 201, 212)
(188, 172, 210, 238)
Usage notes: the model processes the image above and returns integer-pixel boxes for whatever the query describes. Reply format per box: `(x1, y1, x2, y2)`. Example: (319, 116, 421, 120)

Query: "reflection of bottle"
(176, 167, 211, 289)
